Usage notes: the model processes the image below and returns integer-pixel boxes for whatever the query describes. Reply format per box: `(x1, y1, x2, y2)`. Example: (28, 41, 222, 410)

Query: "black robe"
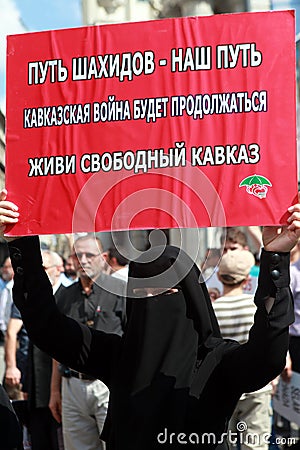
(0, 382, 23, 450)
(8, 237, 294, 449)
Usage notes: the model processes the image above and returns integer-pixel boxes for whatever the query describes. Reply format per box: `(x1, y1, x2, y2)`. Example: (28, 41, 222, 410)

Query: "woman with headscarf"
(0, 189, 300, 449)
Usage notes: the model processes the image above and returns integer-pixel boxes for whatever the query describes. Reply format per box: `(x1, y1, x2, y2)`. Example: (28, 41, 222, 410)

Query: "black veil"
(103, 245, 239, 449)
(122, 245, 237, 396)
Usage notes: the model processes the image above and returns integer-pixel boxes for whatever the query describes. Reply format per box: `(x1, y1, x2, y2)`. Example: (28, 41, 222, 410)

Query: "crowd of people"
(0, 189, 300, 449)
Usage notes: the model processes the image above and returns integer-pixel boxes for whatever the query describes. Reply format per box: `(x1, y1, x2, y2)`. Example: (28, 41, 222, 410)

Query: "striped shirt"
(213, 294, 272, 395)
(212, 294, 256, 344)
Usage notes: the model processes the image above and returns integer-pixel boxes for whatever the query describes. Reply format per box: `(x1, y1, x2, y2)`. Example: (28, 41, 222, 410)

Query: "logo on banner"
(239, 174, 272, 199)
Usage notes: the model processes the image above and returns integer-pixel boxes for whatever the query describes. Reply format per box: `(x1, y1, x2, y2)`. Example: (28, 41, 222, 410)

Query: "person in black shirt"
(0, 381, 23, 449)
(50, 235, 126, 450)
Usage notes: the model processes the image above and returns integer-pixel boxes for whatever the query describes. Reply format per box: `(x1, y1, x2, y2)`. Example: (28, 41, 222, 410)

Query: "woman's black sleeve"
(8, 236, 121, 385)
(221, 249, 294, 393)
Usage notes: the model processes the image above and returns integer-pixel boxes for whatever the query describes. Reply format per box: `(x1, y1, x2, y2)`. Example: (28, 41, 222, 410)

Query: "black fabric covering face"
(127, 246, 221, 338)
(124, 245, 236, 396)
(105, 246, 238, 449)
(126, 244, 222, 349)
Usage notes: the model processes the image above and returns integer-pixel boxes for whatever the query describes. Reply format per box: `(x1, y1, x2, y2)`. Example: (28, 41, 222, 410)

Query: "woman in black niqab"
(124, 245, 233, 392)
(101, 241, 294, 450)
(8, 238, 294, 450)
(105, 245, 242, 450)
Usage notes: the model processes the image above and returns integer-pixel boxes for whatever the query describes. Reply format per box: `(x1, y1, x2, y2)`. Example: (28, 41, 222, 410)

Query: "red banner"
(5, 10, 297, 235)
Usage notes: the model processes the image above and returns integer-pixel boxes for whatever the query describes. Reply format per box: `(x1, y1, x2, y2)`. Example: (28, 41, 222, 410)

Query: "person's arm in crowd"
(246, 225, 263, 253)
(49, 359, 62, 423)
(4, 317, 22, 387)
(280, 351, 292, 383)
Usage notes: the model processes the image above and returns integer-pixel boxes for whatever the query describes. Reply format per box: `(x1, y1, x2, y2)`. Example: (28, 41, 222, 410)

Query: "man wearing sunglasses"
(50, 234, 126, 450)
